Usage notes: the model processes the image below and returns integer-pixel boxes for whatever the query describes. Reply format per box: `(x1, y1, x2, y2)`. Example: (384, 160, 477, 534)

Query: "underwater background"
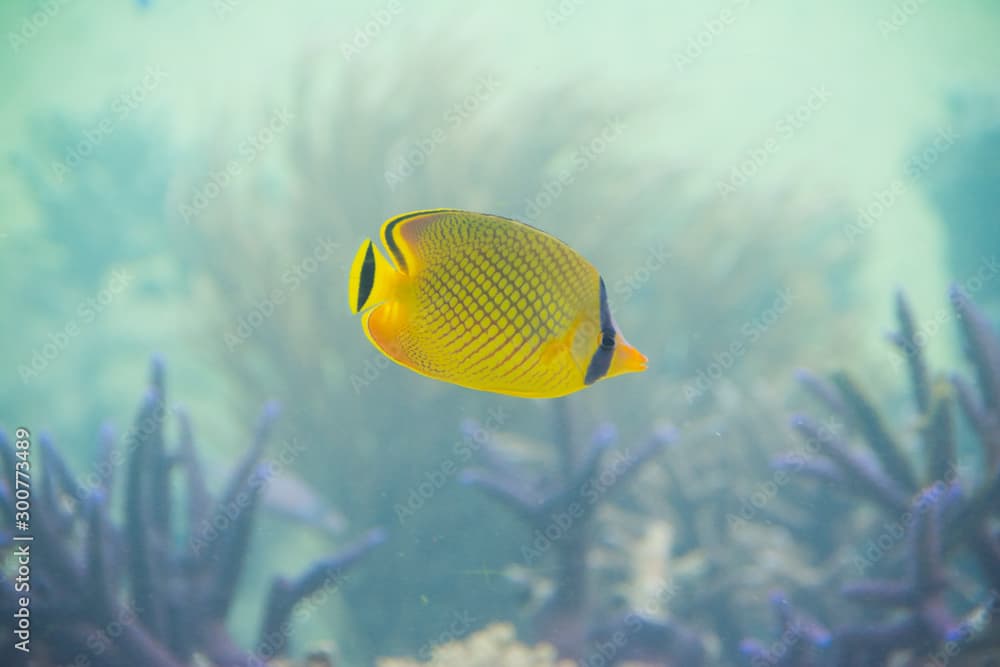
(2, 0, 1000, 665)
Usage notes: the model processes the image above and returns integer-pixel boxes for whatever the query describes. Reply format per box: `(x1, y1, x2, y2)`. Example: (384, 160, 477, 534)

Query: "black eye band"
(356, 242, 377, 312)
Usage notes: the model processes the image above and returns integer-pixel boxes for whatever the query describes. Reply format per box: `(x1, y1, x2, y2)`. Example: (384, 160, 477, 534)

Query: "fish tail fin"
(609, 337, 648, 377)
(349, 239, 396, 313)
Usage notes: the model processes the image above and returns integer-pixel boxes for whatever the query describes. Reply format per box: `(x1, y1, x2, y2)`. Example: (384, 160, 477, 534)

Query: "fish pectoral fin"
(538, 337, 567, 366)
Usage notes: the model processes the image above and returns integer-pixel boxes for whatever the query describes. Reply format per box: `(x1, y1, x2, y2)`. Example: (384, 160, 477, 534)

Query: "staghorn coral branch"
(752, 289, 1000, 665)
(772, 455, 846, 485)
(551, 428, 615, 520)
(148, 356, 172, 541)
(834, 615, 917, 665)
(922, 382, 957, 484)
(950, 284, 1000, 416)
(86, 491, 114, 618)
(464, 423, 616, 528)
(200, 621, 268, 667)
(951, 373, 1000, 475)
(462, 404, 678, 661)
(37, 433, 61, 523)
(739, 593, 830, 667)
(795, 367, 849, 417)
(125, 384, 169, 644)
(213, 401, 280, 512)
(257, 527, 387, 659)
(834, 488, 956, 660)
(590, 614, 707, 666)
(208, 463, 270, 619)
(831, 372, 919, 492)
(1, 359, 384, 666)
(950, 283, 1000, 480)
(174, 407, 211, 554)
(458, 468, 546, 523)
(789, 414, 910, 513)
(47, 619, 188, 667)
(970, 525, 1000, 592)
(595, 425, 674, 494)
(840, 579, 913, 606)
(31, 458, 88, 601)
(40, 430, 87, 502)
(199, 400, 280, 571)
(911, 489, 947, 595)
(889, 290, 931, 415)
(97, 421, 117, 500)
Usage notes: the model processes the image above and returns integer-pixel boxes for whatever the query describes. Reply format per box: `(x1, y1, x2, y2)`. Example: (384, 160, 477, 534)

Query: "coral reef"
(168, 41, 858, 657)
(461, 400, 706, 666)
(0, 358, 384, 667)
(743, 288, 1000, 666)
(376, 623, 575, 667)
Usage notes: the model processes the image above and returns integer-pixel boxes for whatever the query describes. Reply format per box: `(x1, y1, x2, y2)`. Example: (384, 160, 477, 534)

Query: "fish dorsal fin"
(380, 209, 550, 274)
(380, 209, 460, 274)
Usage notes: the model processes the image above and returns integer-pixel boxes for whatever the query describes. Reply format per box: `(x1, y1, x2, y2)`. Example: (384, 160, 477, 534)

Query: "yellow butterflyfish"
(348, 209, 647, 398)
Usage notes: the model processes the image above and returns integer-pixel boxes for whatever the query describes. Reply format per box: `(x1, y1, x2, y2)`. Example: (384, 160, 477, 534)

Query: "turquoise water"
(2, 1, 999, 665)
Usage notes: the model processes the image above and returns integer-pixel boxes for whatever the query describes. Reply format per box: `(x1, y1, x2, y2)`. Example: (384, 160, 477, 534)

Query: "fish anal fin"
(381, 209, 450, 274)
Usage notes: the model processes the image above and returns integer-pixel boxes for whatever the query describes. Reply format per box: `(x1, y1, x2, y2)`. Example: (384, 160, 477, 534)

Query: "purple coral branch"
(949, 285, 1000, 476)
(97, 421, 117, 500)
(125, 382, 170, 644)
(589, 614, 706, 666)
(795, 367, 849, 417)
(831, 372, 919, 492)
(789, 414, 909, 513)
(772, 455, 846, 486)
(462, 404, 678, 661)
(458, 468, 547, 523)
(889, 289, 932, 415)
(208, 463, 270, 619)
(39, 430, 87, 504)
(922, 384, 957, 484)
(174, 407, 211, 553)
(739, 593, 830, 667)
(753, 289, 1000, 665)
(257, 527, 387, 659)
(911, 489, 948, 596)
(85, 491, 114, 618)
(202, 401, 281, 620)
(0, 358, 381, 666)
(830, 480, 958, 661)
(950, 284, 1000, 416)
(951, 373, 1000, 474)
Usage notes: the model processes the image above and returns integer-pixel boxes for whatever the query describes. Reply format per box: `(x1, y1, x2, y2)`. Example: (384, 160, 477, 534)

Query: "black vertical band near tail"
(356, 242, 376, 312)
(584, 277, 616, 385)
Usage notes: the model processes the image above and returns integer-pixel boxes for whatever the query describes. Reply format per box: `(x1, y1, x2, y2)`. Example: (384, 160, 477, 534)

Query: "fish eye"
(600, 331, 615, 349)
